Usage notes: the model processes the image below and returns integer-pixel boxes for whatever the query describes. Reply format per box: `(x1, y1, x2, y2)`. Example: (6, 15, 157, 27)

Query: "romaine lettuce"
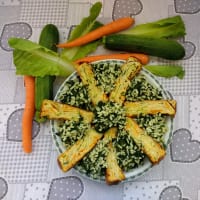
(61, 2, 102, 61)
(8, 2, 103, 77)
(9, 38, 75, 77)
(144, 65, 185, 79)
(122, 15, 186, 39)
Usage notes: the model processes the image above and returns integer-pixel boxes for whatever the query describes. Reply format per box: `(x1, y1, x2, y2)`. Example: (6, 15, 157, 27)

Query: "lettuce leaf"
(68, 2, 102, 41)
(8, 2, 103, 77)
(9, 38, 75, 77)
(122, 15, 186, 38)
(61, 21, 103, 61)
(61, 2, 102, 61)
(144, 65, 185, 79)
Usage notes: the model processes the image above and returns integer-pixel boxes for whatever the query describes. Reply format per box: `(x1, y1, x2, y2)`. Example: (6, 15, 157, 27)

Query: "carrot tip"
(23, 146, 32, 153)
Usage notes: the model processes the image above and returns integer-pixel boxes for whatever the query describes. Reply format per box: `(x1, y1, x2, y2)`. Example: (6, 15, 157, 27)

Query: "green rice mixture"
(56, 61, 167, 179)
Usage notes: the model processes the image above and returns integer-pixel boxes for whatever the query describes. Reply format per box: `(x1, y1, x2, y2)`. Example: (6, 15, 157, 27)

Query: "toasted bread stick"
(124, 117, 166, 164)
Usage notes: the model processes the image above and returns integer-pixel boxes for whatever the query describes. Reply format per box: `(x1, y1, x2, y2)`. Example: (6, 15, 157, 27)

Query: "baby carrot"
(22, 76, 35, 153)
(57, 17, 134, 48)
(75, 53, 149, 65)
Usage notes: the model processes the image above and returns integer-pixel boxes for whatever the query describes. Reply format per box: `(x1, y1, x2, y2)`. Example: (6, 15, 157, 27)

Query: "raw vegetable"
(75, 53, 149, 65)
(61, 2, 103, 61)
(22, 76, 35, 153)
(66, 2, 102, 42)
(39, 24, 59, 52)
(122, 15, 186, 39)
(103, 34, 185, 60)
(144, 65, 185, 79)
(61, 22, 103, 61)
(35, 77, 55, 122)
(57, 17, 135, 48)
(8, 38, 75, 77)
(35, 24, 59, 123)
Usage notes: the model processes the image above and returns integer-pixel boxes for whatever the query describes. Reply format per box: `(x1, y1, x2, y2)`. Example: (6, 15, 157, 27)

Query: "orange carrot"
(22, 76, 35, 153)
(75, 53, 149, 65)
(57, 17, 135, 48)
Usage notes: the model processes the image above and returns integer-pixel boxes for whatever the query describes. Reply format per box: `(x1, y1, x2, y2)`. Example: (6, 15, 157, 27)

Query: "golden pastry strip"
(124, 100, 176, 116)
(75, 63, 108, 105)
(124, 117, 166, 164)
(40, 99, 94, 123)
(103, 127, 117, 141)
(109, 57, 142, 105)
(57, 128, 102, 172)
(98, 128, 125, 184)
(106, 142, 125, 184)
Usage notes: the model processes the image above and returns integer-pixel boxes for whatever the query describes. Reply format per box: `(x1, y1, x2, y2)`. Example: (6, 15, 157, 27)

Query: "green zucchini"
(103, 34, 185, 60)
(35, 24, 59, 122)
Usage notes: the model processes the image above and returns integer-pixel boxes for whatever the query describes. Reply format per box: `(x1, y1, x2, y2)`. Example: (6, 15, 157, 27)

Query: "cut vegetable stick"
(22, 76, 35, 153)
(35, 24, 59, 123)
(57, 128, 102, 172)
(124, 100, 176, 116)
(109, 57, 142, 105)
(106, 142, 125, 184)
(40, 99, 94, 124)
(75, 63, 108, 105)
(75, 53, 149, 65)
(125, 117, 166, 164)
(57, 17, 134, 48)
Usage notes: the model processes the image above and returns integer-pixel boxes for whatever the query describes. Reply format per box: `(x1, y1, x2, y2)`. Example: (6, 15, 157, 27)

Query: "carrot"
(22, 76, 35, 153)
(75, 53, 149, 65)
(57, 17, 135, 48)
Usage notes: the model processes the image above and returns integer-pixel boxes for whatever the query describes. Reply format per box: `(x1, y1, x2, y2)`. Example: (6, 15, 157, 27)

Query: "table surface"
(0, 0, 200, 200)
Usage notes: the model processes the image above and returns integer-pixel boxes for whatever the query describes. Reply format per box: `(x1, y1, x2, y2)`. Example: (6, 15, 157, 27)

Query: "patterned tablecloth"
(0, 0, 200, 200)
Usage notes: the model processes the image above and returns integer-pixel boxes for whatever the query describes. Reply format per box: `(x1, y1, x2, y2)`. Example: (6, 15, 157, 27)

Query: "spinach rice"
(56, 60, 168, 179)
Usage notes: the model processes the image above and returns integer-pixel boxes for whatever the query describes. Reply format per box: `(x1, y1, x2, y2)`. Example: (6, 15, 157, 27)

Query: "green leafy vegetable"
(68, 2, 102, 41)
(144, 65, 185, 79)
(8, 38, 75, 77)
(122, 15, 185, 38)
(61, 21, 102, 61)
(8, 2, 102, 77)
(61, 2, 102, 61)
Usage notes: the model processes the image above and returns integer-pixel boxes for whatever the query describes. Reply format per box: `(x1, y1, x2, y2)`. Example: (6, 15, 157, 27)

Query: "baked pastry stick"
(103, 127, 117, 142)
(109, 57, 142, 105)
(57, 128, 103, 172)
(87, 127, 125, 184)
(75, 63, 108, 105)
(40, 99, 94, 124)
(105, 139, 125, 184)
(124, 100, 176, 117)
(124, 117, 166, 164)
(106, 142, 125, 184)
